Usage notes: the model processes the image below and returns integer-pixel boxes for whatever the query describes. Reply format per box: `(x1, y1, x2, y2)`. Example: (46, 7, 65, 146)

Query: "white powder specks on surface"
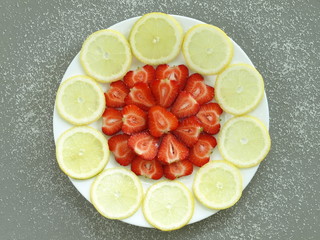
(0, 0, 320, 239)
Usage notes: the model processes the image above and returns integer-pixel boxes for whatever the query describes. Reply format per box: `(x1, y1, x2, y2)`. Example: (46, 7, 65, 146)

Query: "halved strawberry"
(131, 156, 163, 180)
(101, 108, 123, 136)
(173, 116, 202, 147)
(157, 133, 189, 165)
(189, 133, 217, 167)
(151, 78, 179, 108)
(184, 73, 215, 105)
(123, 65, 155, 88)
(196, 103, 223, 135)
(125, 82, 156, 111)
(122, 105, 147, 135)
(148, 106, 179, 137)
(155, 64, 189, 90)
(128, 132, 159, 160)
(104, 80, 129, 108)
(163, 160, 193, 180)
(171, 91, 200, 118)
(108, 134, 136, 166)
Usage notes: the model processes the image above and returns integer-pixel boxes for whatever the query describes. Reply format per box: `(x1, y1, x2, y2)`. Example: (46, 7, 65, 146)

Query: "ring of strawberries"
(103, 64, 223, 180)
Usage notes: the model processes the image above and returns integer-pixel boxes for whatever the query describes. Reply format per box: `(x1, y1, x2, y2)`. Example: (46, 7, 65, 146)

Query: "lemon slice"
(193, 161, 242, 210)
(80, 29, 132, 83)
(218, 116, 271, 168)
(129, 12, 183, 65)
(56, 126, 109, 179)
(215, 64, 264, 115)
(56, 75, 105, 125)
(182, 24, 233, 75)
(91, 168, 143, 219)
(143, 181, 194, 231)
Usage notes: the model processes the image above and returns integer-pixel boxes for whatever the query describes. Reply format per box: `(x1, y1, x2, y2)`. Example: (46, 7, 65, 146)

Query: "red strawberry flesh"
(122, 105, 147, 135)
(131, 156, 163, 180)
(155, 64, 189, 90)
(173, 116, 202, 147)
(151, 78, 179, 108)
(171, 91, 200, 118)
(148, 106, 179, 137)
(105, 80, 129, 108)
(196, 103, 223, 135)
(125, 82, 156, 111)
(108, 134, 136, 166)
(101, 108, 123, 136)
(163, 160, 193, 180)
(124, 65, 155, 88)
(128, 132, 159, 160)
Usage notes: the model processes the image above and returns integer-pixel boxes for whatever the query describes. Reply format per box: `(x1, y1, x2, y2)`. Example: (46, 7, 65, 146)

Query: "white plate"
(53, 15, 269, 228)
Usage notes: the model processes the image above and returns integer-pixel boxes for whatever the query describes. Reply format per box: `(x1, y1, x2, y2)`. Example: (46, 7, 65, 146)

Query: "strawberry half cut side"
(148, 106, 179, 137)
(171, 91, 200, 118)
(155, 64, 189, 90)
(163, 160, 193, 180)
(131, 156, 163, 180)
(125, 82, 156, 111)
(122, 105, 147, 135)
(196, 102, 223, 135)
(189, 133, 217, 167)
(108, 134, 136, 166)
(184, 73, 215, 105)
(105, 80, 129, 108)
(102, 108, 123, 136)
(151, 78, 179, 108)
(157, 133, 189, 165)
(173, 116, 203, 147)
(128, 132, 159, 160)
(124, 65, 155, 88)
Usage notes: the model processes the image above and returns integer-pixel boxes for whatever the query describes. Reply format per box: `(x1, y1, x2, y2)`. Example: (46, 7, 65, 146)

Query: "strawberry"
(125, 82, 156, 111)
(173, 116, 203, 147)
(128, 132, 159, 160)
(123, 65, 155, 88)
(184, 73, 215, 105)
(189, 134, 217, 167)
(151, 78, 179, 108)
(104, 80, 129, 108)
(148, 106, 179, 137)
(122, 105, 147, 135)
(163, 160, 193, 180)
(101, 108, 123, 136)
(108, 134, 136, 166)
(196, 103, 223, 135)
(171, 91, 200, 118)
(155, 64, 189, 90)
(157, 133, 189, 165)
(131, 156, 163, 180)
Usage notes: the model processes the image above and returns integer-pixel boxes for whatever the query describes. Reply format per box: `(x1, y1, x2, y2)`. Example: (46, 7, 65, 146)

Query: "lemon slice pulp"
(218, 116, 271, 168)
(80, 29, 132, 83)
(193, 160, 242, 209)
(143, 181, 194, 231)
(91, 168, 143, 219)
(56, 126, 110, 179)
(129, 12, 183, 65)
(215, 64, 264, 115)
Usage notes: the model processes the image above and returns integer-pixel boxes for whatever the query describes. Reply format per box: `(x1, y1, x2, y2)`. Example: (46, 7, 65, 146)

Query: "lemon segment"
(91, 168, 143, 220)
(129, 12, 183, 65)
(215, 64, 264, 115)
(193, 161, 242, 210)
(80, 29, 132, 83)
(143, 181, 194, 231)
(182, 24, 233, 75)
(56, 126, 110, 179)
(218, 116, 271, 168)
(56, 75, 105, 125)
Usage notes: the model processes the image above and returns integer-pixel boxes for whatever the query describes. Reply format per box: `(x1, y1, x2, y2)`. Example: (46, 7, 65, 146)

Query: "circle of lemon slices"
(91, 168, 143, 220)
(129, 12, 184, 65)
(218, 116, 271, 168)
(143, 181, 194, 231)
(56, 126, 110, 179)
(80, 29, 132, 83)
(193, 161, 242, 210)
(55, 75, 105, 125)
(182, 24, 234, 75)
(215, 64, 265, 115)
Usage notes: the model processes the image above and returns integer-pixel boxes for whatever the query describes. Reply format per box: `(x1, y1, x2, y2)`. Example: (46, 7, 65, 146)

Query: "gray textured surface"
(1, 0, 320, 239)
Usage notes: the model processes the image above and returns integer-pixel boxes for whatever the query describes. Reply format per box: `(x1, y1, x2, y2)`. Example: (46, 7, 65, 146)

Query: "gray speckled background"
(1, 0, 320, 239)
